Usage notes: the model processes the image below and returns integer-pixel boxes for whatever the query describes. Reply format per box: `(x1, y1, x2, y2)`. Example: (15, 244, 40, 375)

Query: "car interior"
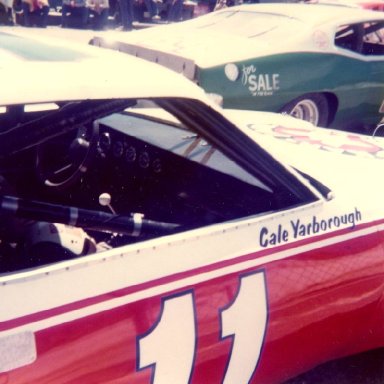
(0, 98, 306, 273)
(335, 21, 384, 55)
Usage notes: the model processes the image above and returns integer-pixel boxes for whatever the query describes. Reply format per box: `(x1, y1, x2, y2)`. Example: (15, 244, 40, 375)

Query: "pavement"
(284, 348, 384, 384)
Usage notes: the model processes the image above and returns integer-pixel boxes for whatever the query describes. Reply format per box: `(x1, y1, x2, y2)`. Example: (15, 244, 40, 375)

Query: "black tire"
(280, 93, 330, 127)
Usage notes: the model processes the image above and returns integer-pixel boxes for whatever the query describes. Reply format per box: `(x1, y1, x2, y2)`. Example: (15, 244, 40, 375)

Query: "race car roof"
(0, 29, 207, 106)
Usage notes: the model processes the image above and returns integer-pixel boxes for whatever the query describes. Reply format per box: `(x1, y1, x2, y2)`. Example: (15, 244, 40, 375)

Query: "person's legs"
(5, 7, 15, 25)
(99, 8, 109, 28)
(92, 8, 108, 29)
(119, 0, 132, 29)
(63, 6, 89, 28)
(174, 0, 182, 20)
(79, 6, 89, 28)
(124, 0, 133, 29)
(151, 0, 159, 18)
(61, 3, 70, 27)
(38, 5, 49, 27)
(143, 0, 151, 17)
(22, 2, 31, 26)
(168, 0, 182, 21)
(144, 0, 158, 18)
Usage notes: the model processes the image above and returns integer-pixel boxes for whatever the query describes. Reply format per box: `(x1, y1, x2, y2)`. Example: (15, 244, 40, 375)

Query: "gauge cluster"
(97, 128, 163, 176)
(76, 117, 274, 227)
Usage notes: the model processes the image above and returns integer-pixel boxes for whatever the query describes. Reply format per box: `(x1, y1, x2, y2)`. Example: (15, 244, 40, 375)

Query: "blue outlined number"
(221, 271, 267, 383)
(138, 292, 196, 384)
(138, 271, 267, 384)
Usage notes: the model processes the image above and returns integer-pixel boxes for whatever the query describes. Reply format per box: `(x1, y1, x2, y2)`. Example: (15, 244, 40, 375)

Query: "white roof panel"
(0, 29, 207, 105)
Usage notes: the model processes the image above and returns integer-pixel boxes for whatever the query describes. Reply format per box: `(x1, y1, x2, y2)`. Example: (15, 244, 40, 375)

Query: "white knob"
(99, 192, 112, 207)
(99, 193, 116, 214)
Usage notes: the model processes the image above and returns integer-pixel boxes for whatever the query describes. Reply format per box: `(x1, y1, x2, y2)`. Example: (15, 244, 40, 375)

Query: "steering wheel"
(36, 122, 99, 189)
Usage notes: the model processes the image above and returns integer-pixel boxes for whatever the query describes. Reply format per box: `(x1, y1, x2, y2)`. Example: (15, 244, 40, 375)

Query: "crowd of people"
(0, 0, 217, 30)
(61, 0, 110, 29)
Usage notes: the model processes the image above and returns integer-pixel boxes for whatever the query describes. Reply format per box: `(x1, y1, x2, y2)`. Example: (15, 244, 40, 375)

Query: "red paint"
(3, 228, 384, 383)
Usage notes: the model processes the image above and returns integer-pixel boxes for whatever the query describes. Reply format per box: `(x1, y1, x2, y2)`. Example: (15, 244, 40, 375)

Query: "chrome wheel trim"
(290, 99, 320, 125)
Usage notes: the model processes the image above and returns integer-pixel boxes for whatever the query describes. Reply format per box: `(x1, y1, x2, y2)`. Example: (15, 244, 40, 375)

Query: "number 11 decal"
(221, 271, 268, 384)
(138, 271, 267, 384)
(138, 292, 197, 384)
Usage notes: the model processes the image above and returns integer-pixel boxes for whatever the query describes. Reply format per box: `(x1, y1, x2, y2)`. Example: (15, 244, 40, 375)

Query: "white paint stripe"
(2, 224, 377, 336)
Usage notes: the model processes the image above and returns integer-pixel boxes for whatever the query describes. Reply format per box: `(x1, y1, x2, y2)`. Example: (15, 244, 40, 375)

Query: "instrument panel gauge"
(125, 146, 137, 163)
(98, 132, 111, 153)
(153, 158, 162, 173)
(112, 141, 124, 158)
(139, 151, 150, 169)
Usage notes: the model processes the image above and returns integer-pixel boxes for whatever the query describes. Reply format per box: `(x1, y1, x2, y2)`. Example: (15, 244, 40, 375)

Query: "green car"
(92, 3, 384, 132)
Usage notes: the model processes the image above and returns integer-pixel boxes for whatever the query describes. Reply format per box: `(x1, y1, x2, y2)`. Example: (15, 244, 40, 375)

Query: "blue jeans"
(119, 0, 134, 30)
(168, 0, 182, 21)
(144, 0, 158, 17)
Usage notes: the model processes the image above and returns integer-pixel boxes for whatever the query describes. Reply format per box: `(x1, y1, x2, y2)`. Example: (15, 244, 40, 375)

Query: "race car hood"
(224, 109, 384, 198)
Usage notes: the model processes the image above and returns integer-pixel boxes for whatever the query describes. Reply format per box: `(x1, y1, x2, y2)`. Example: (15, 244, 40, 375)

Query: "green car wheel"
(281, 93, 330, 127)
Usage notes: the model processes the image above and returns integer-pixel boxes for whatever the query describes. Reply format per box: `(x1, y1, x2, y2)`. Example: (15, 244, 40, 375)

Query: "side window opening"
(335, 21, 384, 56)
(335, 23, 364, 53)
(0, 98, 306, 273)
(361, 21, 384, 55)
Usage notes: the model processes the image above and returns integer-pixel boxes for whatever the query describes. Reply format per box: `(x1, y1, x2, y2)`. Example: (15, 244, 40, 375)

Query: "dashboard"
(90, 112, 276, 226)
(1, 110, 277, 235)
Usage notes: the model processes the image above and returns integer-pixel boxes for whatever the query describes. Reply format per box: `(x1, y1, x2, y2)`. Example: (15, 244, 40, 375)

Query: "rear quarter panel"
(198, 52, 384, 129)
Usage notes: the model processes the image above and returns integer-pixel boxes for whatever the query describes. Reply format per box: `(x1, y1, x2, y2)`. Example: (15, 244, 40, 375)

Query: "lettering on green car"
(239, 64, 280, 97)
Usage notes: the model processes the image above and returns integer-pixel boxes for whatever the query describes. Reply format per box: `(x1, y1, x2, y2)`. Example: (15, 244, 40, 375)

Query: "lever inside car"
(0, 195, 180, 237)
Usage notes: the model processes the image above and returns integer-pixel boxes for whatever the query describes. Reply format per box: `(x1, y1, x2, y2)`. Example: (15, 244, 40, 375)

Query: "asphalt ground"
(1, 22, 383, 384)
(284, 348, 384, 384)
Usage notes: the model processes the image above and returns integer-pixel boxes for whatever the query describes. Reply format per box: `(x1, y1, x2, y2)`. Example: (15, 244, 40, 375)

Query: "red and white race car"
(0, 29, 384, 384)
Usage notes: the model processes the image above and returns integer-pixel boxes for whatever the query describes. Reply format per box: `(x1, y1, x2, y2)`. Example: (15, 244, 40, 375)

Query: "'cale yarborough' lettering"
(259, 208, 362, 248)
